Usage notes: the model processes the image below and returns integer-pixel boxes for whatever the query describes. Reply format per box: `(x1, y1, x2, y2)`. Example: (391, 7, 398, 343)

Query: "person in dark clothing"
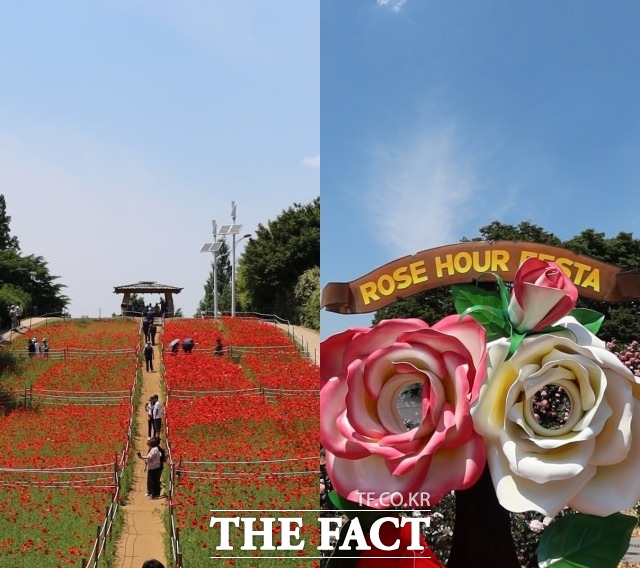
(154, 436, 166, 475)
(27, 339, 36, 358)
(142, 319, 151, 343)
(214, 337, 224, 357)
(142, 560, 165, 568)
(145, 397, 154, 440)
(149, 322, 157, 346)
(144, 341, 154, 372)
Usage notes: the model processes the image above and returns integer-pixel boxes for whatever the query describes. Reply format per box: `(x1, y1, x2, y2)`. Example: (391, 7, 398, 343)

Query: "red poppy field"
(0, 317, 318, 567)
(164, 318, 319, 567)
(0, 319, 139, 567)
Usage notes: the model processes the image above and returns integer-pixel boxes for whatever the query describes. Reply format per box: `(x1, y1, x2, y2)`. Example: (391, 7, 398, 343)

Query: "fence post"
(96, 525, 101, 565)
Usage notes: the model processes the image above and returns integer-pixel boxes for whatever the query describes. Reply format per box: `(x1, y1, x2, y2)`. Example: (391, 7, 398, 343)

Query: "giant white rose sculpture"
(472, 320, 640, 517)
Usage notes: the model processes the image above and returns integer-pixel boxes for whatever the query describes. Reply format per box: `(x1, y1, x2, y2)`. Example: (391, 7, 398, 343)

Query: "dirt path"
(0, 316, 62, 344)
(275, 323, 320, 365)
(114, 323, 168, 568)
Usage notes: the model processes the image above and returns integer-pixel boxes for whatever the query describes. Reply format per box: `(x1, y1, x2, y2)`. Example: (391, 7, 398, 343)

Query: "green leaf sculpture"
(452, 282, 511, 341)
(568, 308, 605, 335)
(537, 512, 637, 568)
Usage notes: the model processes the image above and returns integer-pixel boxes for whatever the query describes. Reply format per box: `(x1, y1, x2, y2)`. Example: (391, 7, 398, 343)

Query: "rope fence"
(167, 386, 261, 398)
(13, 347, 138, 361)
(165, 455, 318, 568)
(165, 386, 318, 400)
(80, 480, 121, 568)
(0, 461, 120, 489)
(168, 465, 183, 568)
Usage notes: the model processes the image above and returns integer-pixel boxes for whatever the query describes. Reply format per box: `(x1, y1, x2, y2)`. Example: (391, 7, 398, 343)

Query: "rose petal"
(364, 343, 445, 400)
(488, 444, 597, 516)
(320, 378, 370, 459)
(345, 358, 388, 438)
(320, 328, 366, 385)
(412, 434, 486, 504)
(568, 398, 640, 515)
(513, 284, 568, 331)
(342, 319, 429, 370)
(500, 433, 595, 483)
(588, 376, 633, 466)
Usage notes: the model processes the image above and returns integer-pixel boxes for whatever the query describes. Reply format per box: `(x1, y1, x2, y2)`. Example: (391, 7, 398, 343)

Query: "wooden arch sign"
(322, 241, 640, 314)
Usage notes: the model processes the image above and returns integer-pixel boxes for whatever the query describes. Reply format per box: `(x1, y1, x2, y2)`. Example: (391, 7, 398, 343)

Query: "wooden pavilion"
(113, 281, 183, 316)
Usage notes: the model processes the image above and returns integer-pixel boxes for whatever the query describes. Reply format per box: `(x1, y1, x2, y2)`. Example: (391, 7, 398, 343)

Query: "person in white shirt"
(152, 395, 163, 437)
(138, 438, 162, 498)
(145, 397, 154, 440)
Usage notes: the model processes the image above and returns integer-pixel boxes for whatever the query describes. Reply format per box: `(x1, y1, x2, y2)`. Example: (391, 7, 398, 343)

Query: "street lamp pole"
(231, 201, 237, 317)
(212, 220, 218, 319)
(199, 231, 222, 318)
(29, 271, 36, 330)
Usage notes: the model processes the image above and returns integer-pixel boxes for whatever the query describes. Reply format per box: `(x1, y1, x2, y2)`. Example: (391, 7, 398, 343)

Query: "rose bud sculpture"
(321, 316, 487, 509)
(507, 257, 578, 333)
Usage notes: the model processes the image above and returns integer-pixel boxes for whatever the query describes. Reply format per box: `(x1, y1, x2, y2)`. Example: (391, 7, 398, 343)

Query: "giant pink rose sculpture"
(321, 316, 487, 509)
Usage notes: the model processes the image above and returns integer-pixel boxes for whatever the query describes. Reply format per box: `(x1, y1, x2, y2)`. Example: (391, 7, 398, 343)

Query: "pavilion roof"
(113, 281, 183, 294)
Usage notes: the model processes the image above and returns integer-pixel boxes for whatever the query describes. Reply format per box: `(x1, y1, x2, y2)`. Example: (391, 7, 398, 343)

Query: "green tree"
(294, 266, 320, 330)
(0, 195, 20, 251)
(128, 294, 145, 314)
(563, 230, 640, 343)
(237, 198, 319, 322)
(196, 239, 233, 316)
(0, 195, 68, 327)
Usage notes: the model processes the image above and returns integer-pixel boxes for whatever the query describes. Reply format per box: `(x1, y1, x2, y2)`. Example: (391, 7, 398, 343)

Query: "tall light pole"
(217, 202, 243, 317)
(211, 220, 218, 319)
(199, 220, 222, 319)
(231, 201, 237, 317)
(29, 271, 37, 329)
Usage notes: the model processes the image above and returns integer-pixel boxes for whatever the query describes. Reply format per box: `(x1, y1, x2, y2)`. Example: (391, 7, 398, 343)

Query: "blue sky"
(321, 0, 640, 338)
(0, 1, 318, 317)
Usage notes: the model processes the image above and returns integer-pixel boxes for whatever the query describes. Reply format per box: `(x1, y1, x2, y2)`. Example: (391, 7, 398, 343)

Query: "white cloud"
(365, 126, 477, 257)
(302, 155, 320, 168)
(377, 0, 408, 13)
